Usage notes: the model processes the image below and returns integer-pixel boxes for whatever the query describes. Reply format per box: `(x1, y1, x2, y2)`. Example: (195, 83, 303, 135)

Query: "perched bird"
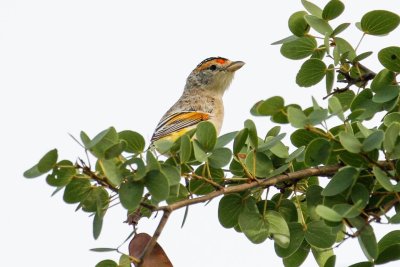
(150, 57, 245, 144)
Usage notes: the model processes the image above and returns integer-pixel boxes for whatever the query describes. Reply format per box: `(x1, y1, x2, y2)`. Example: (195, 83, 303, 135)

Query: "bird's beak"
(226, 61, 245, 72)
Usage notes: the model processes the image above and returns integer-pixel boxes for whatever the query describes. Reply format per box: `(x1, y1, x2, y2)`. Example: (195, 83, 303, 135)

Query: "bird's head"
(185, 57, 245, 95)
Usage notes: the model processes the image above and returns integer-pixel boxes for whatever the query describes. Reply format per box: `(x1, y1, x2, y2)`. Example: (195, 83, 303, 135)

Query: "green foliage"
(24, 1, 400, 267)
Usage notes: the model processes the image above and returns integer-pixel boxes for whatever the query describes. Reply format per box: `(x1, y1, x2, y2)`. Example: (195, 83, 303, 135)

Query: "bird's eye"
(209, 65, 217, 71)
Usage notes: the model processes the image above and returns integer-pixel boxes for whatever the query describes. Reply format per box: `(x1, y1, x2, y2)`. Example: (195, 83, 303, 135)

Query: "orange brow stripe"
(216, 58, 226, 64)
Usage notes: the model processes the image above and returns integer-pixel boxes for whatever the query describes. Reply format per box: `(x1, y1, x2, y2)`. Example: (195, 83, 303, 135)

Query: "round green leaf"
(322, 166, 359, 196)
(290, 129, 319, 147)
(87, 127, 119, 158)
(275, 222, 305, 258)
(332, 203, 362, 218)
(384, 122, 400, 154)
(305, 221, 336, 248)
(288, 11, 310, 37)
(119, 181, 144, 210)
(281, 37, 317, 60)
(239, 210, 269, 244)
(46, 160, 75, 187)
(358, 224, 378, 260)
(266, 210, 290, 248)
(296, 59, 327, 87)
(351, 183, 370, 209)
(144, 170, 169, 202)
(190, 165, 224, 195)
(339, 132, 362, 153)
(95, 260, 118, 267)
(361, 10, 400, 36)
(322, 0, 345, 21)
(287, 107, 307, 128)
(196, 121, 217, 152)
(304, 138, 331, 166)
(193, 140, 208, 162)
(348, 262, 373, 267)
(371, 69, 395, 93)
(245, 152, 273, 178)
(378, 46, 400, 72)
(215, 131, 238, 148)
(218, 194, 243, 228)
(208, 147, 232, 168)
(282, 240, 310, 267)
(376, 230, 400, 264)
(63, 178, 92, 204)
(372, 85, 400, 104)
(251, 96, 284, 116)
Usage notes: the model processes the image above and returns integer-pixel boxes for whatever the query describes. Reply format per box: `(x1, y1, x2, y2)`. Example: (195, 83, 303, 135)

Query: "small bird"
(150, 57, 245, 144)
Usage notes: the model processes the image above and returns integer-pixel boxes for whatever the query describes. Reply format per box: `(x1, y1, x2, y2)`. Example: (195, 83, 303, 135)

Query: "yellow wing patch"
(151, 111, 210, 143)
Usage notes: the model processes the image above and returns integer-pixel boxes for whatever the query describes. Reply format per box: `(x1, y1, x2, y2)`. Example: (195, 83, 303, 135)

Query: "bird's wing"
(151, 111, 210, 142)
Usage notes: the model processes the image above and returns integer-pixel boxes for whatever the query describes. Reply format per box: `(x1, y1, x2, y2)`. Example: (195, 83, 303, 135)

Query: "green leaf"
(104, 142, 126, 159)
(296, 59, 327, 87)
(283, 240, 310, 267)
(301, 0, 322, 17)
(179, 134, 192, 163)
(304, 15, 333, 35)
(93, 212, 103, 239)
(328, 96, 344, 121)
(304, 138, 331, 166)
(196, 121, 217, 152)
(348, 262, 373, 267)
(350, 89, 382, 120)
(258, 133, 286, 152)
(372, 85, 400, 104)
(271, 35, 299, 45)
(315, 205, 342, 222)
(312, 248, 335, 267)
(275, 222, 305, 258)
(144, 170, 169, 202)
(251, 96, 284, 116)
(288, 11, 310, 37)
(208, 147, 232, 168)
(245, 152, 273, 178)
(119, 181, 144, 210)
(266, 210, 290, 248)
(87, 127, 119, 158)
(322, 166, 359, 196)
(335, 37, 356, 60)
(362, 130, 384, 152)
(361, 10, 400, 36)
(358, 224, 378, 260)
(118, 130, 145, 153)
(373, 166, 394, 191)
(161, 164, 181, 185)
(90, 248, 118, 252)
(333, 203, 362, 218)
(37, 149, 58, 173)
(286, 146, 305, 163)
(281, 37, 317, 60)
(233, 128, 248, 154)
(378, 46, 400, 72)
(46, 160, 75, 187)
(269, 139, 289, 159)
(335, 90, 355, 111)
(95, 260, 118, 267)
(384, 112, 400, 127)
(190, 165, 223, 195)
(339, 131, 362, 153)
(325, 65, 335, 95)
(353, 51, 373, 63)
(239, 210, 269, 244)
(351, 183, 370, 209)
(215, 131, 238, 148)
(306, 185, 323, 220)
(99, 159, 122, 186)
(305, 221, 336, 248)
(287, 107, 307, 128)
(193, 140, 208, 162)
(218, 194, 244, 228)
(384, 122, 400, 153)
(63, 178, 92, 204)
(371, 69, 396, 92)
(291, 129, 320, 147)
(244, 119, 258, 148)
(376, 230, 400, 264)
(308, 109, 328, 125)
(331, 22, 350, 36)
(322, 0, 344, 21)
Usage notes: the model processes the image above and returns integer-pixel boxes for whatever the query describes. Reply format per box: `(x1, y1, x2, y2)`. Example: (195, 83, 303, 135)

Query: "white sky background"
(1, 0, 400, 266)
